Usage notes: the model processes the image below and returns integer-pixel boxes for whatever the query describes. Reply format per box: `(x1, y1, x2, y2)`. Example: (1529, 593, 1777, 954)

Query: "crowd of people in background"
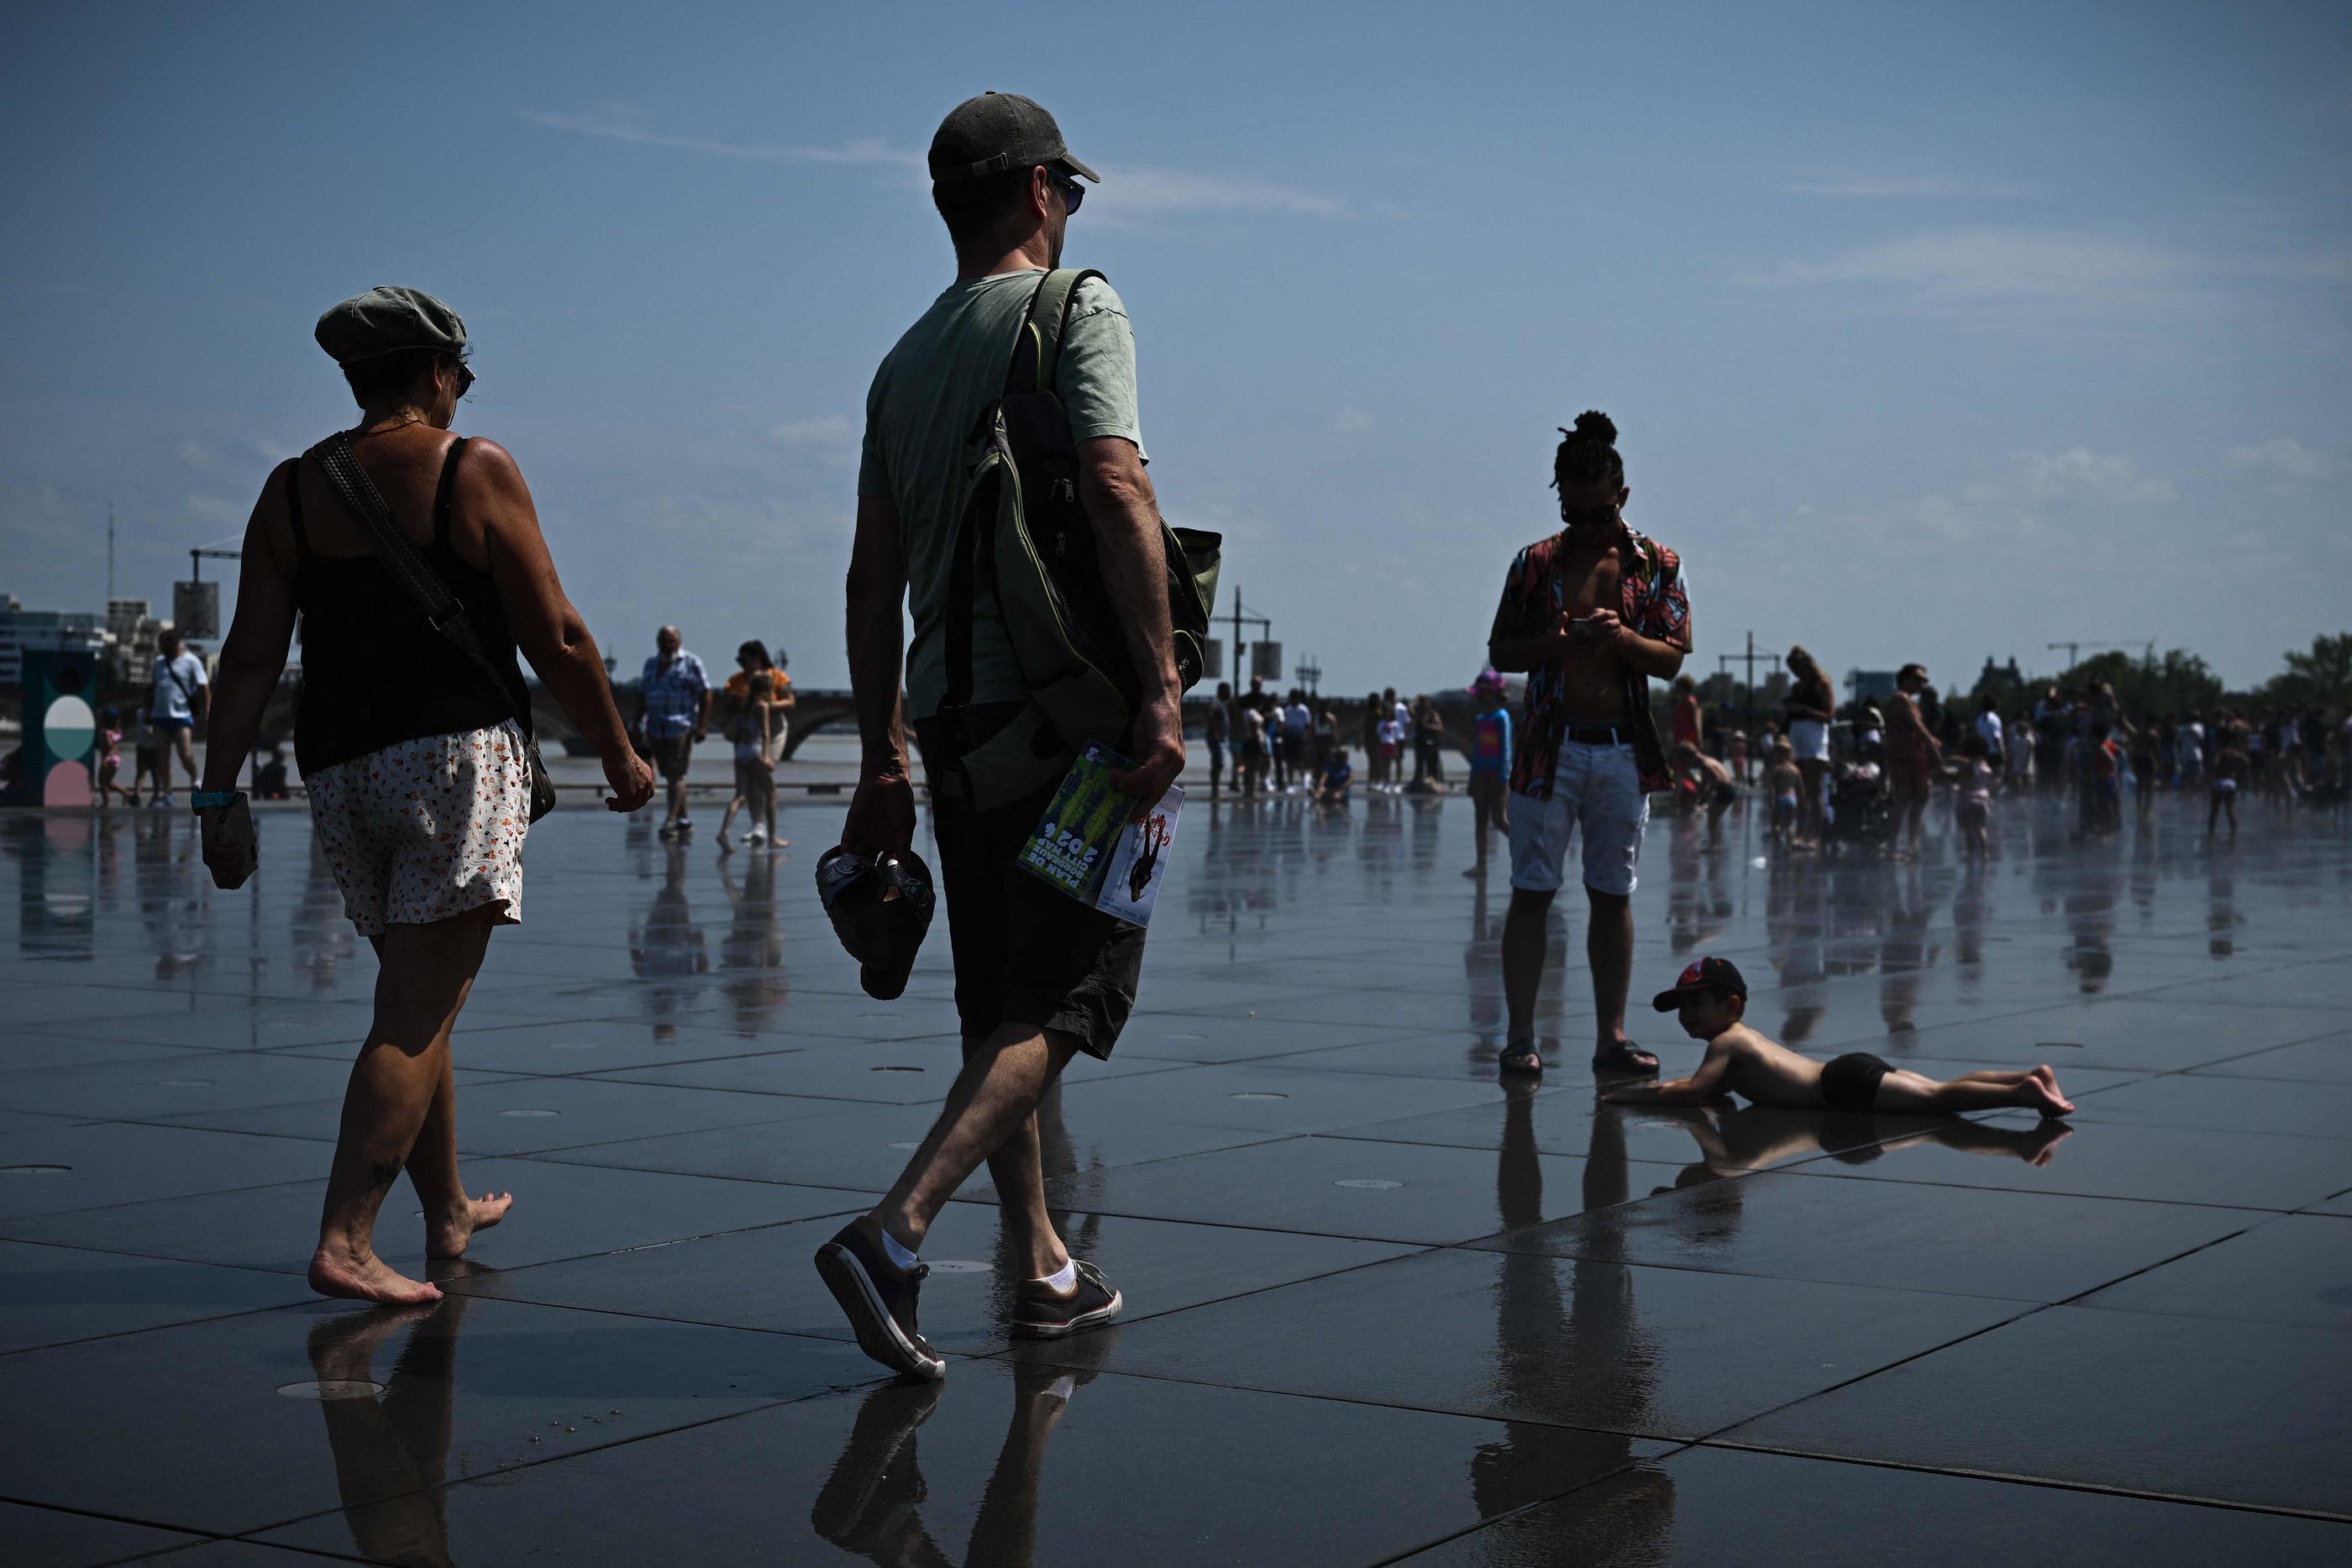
(1667, 652, 2352, 858)
(1203, 678, 1467, 805)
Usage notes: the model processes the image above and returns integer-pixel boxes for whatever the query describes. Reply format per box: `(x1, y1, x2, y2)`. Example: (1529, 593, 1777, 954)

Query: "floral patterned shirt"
(1489, 522, 1691, 798)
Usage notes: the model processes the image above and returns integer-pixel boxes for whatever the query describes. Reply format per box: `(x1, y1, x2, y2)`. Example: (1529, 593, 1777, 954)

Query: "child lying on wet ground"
(1604, 957, 2075, 1119)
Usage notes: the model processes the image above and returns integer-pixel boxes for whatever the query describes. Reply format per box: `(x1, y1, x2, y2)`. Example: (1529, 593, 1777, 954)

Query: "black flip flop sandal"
(1592, 1042, 1660, 1077)
(1499, 1041, 1544, 1076)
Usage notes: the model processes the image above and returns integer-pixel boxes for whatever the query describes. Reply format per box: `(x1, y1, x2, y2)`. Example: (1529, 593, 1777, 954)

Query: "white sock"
(1035, 1256, 1077, 1294)
(879, 1227, 920, 1272)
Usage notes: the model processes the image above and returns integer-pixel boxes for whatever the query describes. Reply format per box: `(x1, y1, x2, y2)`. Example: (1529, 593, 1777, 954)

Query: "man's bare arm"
(847, 496, 908, 774)
(843, 494, 913, 855)
(1077, 436, 1183, 816)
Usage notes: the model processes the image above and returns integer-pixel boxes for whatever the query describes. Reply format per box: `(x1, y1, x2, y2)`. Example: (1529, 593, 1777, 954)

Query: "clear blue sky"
(3, 0, 2344, 695)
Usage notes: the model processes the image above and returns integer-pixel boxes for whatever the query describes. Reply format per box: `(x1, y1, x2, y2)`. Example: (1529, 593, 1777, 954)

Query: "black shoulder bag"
(308, 432, 559, 822)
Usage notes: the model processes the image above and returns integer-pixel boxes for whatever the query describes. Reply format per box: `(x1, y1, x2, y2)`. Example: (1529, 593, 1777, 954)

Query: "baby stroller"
(1824, 759, 1893, 849)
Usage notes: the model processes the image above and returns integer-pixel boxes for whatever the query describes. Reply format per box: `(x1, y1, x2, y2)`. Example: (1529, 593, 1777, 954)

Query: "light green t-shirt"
(858, 270, 1144, 721)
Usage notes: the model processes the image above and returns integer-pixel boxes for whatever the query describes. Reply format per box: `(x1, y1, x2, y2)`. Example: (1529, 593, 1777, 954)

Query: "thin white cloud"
(522, 107, 920, 169)
(1966, 448, 2177, 507)
(1091, 166, 1344, 219)
(1782, 174, 2030, 198)
(1769, 228, 2184, 301)
(1327, 408, 1374, 434)
(176, 440, 212, 469)
(2227, 438, 2334, 482)
(522, 108, 1344, 219)
(186, 494, 242, 526)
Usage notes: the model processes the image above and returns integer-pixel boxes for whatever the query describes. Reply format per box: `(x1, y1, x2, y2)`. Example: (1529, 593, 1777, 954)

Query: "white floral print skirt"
(307, 722, 533, 936)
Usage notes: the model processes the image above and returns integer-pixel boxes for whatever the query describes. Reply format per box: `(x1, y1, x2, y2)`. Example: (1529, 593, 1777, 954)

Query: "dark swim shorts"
(1819, 1051, 1891, 1112)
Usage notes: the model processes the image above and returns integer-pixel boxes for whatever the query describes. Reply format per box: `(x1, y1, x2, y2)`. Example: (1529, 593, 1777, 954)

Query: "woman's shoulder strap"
(433, 435, 472, 544)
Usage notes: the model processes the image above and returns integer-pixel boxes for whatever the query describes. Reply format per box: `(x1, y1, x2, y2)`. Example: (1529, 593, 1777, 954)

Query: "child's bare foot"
(308, 1245, 443, 1305)
(2018, 1076, 2074, 1119)
(426, 1191, 514, 1259)
(2029, 1065, 2062, 1094)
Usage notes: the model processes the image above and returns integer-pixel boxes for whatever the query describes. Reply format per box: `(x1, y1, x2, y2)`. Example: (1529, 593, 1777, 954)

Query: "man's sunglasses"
(1046, 166, 1084, 215)
(1559, 502, 1619, 531)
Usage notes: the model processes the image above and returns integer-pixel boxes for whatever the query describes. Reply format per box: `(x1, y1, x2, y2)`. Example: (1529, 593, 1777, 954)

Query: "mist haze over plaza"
(3, 0, 2346, 693)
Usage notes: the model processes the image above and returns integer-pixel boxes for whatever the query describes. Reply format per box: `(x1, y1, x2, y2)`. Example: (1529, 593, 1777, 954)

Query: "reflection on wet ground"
(1, 794, 2348, 1562)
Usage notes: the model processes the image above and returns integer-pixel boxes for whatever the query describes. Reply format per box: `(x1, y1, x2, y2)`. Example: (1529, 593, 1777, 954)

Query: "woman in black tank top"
(192, 286, 654, 1307)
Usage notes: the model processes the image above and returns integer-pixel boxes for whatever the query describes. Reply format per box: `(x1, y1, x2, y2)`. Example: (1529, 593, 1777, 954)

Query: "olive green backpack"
(936, 268, 1221, 809)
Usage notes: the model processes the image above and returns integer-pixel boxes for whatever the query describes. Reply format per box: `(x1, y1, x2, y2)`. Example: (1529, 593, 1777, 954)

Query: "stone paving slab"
(446, 1200, 1420, 1356)
(0, 1237, 310, 1355)
(1726, 1303, 2352, 1516)
(1399, 1445, 2352, 1565)
(3, 796, 2347, 1560)
(1011, 1243, 2026, 1440)
(0, 1497, 205, 1568)
(255, 1358, 1676, 1568)
(0, 1294, 843, 1538)
(1, 1156, 866, 1276)
(2076, 1212, 2352, 1330)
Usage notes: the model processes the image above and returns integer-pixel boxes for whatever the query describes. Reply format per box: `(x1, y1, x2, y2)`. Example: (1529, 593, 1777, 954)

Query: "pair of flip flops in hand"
(1499, 1041, 1658, 1078)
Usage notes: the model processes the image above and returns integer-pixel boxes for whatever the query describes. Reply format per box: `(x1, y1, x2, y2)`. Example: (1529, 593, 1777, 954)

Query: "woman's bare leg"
(310, 905, 504, 1304)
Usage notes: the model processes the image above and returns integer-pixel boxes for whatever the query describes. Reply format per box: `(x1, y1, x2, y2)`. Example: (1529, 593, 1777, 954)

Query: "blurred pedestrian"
(636, 625, 711, 838)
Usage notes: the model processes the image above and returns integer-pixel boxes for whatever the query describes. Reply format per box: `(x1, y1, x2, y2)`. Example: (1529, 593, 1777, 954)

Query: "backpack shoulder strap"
(1004, 268, 1105, 397)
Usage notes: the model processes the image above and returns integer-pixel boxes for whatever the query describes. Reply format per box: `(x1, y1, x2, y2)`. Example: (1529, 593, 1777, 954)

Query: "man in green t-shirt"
(816, 92, 1184, 1382)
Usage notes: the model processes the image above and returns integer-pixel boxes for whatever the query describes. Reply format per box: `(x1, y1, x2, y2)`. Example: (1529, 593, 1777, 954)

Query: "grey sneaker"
(815, 1217, 946, 1381)
(1009, 1259, 1123, 1340)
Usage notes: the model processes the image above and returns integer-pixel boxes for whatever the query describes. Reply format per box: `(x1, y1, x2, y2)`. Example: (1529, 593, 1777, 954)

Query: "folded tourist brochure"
(1016, 742, 1183, 926)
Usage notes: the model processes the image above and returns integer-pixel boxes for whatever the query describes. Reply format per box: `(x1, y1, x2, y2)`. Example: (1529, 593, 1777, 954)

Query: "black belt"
(1563, 723, 1630, 746)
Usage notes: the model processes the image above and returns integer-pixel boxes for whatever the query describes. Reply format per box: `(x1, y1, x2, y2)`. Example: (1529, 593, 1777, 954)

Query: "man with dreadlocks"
(1485, 411, 1691, 1078)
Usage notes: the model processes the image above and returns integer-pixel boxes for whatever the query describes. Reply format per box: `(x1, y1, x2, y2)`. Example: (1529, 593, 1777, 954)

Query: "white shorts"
(1508, 742, 1649, 897)
(1788, 719, 1830, 762)
(307, 723, 533, 936)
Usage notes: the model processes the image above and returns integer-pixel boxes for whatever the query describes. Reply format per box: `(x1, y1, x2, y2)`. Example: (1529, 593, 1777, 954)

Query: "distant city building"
(0, 595, 107, 688)
(1970, 655, 2026, 700)
(1846, 668, 1899, 704)
(1759, 670, 1789, 706)
(106, 597, 169, 684)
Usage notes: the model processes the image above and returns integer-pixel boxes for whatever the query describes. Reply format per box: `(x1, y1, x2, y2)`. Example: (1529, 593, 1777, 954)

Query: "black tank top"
(283, 438, 530, 775)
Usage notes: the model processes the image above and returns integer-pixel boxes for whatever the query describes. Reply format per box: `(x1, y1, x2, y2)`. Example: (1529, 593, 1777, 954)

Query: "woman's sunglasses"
(454, 363, 477, 398)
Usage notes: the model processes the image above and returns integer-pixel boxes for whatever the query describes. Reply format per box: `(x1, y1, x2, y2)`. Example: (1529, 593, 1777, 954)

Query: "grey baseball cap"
(314, 286, 468, 366)
(928, 92, 1099, 183)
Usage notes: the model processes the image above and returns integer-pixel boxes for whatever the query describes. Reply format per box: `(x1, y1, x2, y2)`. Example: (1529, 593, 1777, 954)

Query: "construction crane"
(2047, 639, 2153, 672)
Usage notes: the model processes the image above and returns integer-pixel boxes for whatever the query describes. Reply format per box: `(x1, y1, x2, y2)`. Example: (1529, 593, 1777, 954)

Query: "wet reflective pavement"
(1, 797, 2347, 1564)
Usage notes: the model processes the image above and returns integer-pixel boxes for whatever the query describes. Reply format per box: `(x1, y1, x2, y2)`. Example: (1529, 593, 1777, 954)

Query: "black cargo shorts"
(915, 703, 1144, 1058)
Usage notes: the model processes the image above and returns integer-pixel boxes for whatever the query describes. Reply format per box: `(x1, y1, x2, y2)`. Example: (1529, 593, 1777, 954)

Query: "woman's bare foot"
(2017, 1076, 2075, 1119)
(308, 1245, 442, 1305)
(426, 1191, 514, 1259)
